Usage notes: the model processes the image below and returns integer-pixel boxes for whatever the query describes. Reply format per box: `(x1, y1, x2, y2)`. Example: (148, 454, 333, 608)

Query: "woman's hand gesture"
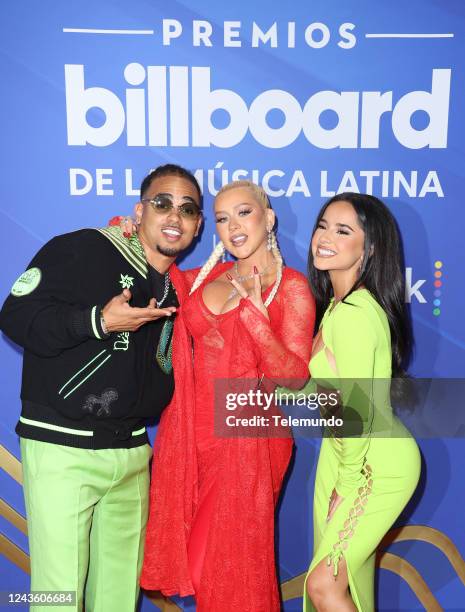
(227, 266, 269, 320)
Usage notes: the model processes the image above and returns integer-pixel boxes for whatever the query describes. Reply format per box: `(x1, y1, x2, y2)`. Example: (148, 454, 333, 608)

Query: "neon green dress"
(303, 289, 420, 612)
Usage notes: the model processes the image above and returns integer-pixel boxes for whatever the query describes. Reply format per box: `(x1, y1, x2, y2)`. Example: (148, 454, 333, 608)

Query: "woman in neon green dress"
(304, 193, 421, 611)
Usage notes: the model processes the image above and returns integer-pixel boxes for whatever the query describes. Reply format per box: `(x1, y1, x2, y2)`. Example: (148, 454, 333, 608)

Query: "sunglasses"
(141, 194, 201, 220)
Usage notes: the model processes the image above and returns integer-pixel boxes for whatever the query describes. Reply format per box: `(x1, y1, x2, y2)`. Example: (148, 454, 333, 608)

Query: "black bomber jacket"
(0, 227, 175, 449)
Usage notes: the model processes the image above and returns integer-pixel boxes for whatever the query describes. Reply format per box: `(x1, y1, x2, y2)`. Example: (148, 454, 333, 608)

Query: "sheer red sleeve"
(238, 269, 315, 388)
(182, 267, 201, 291)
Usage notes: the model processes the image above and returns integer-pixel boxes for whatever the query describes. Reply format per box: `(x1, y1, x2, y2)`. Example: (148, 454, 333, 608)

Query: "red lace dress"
(141, 262, 315, 611)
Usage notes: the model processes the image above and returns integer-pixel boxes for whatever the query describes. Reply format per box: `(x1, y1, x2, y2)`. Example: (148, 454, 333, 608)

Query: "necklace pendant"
(156, 319, 174, 374)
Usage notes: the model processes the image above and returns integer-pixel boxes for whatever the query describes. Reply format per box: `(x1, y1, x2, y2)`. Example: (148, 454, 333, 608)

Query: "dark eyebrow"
(319, 217, 355, 232)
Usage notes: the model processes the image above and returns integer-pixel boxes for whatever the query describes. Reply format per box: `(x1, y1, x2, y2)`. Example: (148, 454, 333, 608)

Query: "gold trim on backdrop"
(377, 551, 441, 611)
(380, 525, 465, 585)
(0, 444, 23, 484)
(0, 534, 30, 574)
(0, 498, 27, 535)
(145, 591, 183, 610)
(280, 573, 306, 601)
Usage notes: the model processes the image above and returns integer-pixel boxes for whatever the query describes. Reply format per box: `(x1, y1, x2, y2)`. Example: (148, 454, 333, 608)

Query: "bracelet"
(100, 310, 109, 335)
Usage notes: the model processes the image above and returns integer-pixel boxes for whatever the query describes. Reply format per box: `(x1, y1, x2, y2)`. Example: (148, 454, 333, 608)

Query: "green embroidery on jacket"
(119, 274, 134, 290)
(97, 226, 148, 278)
(113, 332, 130, 351)
(58, 350, 112, 399)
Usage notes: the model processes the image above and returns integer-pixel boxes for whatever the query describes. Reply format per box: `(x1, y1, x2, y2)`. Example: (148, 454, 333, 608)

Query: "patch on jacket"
(11, 267, 42, 296)
(82, 388, 119, 417)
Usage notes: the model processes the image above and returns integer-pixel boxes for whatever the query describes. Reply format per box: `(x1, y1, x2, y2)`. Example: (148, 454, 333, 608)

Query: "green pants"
(20, 438, 152, 612)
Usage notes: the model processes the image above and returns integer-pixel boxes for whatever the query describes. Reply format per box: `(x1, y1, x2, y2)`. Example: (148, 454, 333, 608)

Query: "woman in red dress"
(140, 180, 315, 611)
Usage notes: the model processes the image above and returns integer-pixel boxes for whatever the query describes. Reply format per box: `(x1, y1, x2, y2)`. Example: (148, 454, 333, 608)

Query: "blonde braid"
(264, 230, 283, 307)
(189, 240, 225, 295)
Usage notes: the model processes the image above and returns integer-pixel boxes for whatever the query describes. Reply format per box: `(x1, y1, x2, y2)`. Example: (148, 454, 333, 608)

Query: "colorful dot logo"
(433, 260, 442, 316)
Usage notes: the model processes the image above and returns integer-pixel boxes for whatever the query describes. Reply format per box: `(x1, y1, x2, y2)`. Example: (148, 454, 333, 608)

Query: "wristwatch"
(100, 310, 110, 336)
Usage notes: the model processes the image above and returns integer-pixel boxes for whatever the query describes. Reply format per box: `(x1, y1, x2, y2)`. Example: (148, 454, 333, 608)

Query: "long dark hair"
(307, 192, 413, 375)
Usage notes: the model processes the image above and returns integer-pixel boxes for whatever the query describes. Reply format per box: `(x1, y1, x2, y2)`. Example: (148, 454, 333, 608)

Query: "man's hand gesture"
(102, 289, 176, 332)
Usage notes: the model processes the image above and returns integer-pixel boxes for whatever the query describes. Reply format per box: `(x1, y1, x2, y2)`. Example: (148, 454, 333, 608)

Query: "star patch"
(119, 273, 134, 289)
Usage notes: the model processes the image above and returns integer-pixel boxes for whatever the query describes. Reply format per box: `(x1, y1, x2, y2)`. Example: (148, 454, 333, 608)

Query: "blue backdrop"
(1, 1, 464, 610)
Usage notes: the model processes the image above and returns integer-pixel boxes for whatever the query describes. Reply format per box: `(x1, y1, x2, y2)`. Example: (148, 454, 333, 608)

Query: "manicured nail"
(254, 266, 258, 274)
(226, 273, 233, 281)
(123, 232, 130, 238)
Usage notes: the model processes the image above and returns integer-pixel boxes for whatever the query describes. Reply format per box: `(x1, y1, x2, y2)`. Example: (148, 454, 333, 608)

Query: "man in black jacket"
(0, 164, 202, 611)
